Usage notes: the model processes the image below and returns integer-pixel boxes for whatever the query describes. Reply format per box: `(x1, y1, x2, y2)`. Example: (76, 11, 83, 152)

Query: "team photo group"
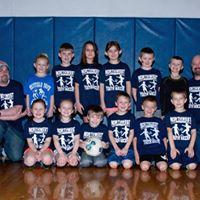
(0, 40, 200, 172)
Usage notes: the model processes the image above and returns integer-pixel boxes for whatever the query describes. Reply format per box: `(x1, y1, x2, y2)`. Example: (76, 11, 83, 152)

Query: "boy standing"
(160, 56, 188, 116)
(164, 90, 197, 170)
(79, 105, 109, 167)
(52, 43, 75, 108)
(131, 47, 162, 119)
(133, 96, 167, 171)
(108, 92, 134, 169)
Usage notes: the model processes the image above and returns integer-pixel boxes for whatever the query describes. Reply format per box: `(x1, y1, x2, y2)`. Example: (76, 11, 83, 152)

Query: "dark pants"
(0, 121, 25, 161)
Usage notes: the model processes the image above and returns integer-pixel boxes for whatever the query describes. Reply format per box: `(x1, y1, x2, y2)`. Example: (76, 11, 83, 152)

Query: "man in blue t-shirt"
(189, 55, 200, 163)
(0, 61, 26, 161)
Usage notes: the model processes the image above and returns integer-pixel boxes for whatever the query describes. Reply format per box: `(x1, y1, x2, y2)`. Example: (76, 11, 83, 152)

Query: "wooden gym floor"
(1, 161, 200, 199)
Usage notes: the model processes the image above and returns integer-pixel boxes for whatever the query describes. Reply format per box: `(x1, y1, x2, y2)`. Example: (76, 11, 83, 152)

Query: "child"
(52, 43, 76, 108)
(108, 92, 134, 169)
(24, 53, 54, 118)
(23, 99, 53, 167)
(133, 96, 168, 172)
(160, 56, 188, 116)
(79, 105, 109, 167)
(75, 41, 101, 122)
(164, 90, 197, 170)
(100, 41, 131, 116)
(131, 47, 162, 119)
(53, 99, 80, 167)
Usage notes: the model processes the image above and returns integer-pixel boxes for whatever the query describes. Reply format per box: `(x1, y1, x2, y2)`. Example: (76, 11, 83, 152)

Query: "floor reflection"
(5, 164, 199, 200)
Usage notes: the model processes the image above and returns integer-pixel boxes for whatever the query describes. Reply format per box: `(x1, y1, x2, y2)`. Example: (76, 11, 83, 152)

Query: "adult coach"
(189, 55, 200, 162)
(0, 61, 26, 161)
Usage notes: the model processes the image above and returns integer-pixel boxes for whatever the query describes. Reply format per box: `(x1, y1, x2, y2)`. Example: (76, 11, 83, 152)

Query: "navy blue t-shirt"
(188, 78, 200, 129)
(131, 68, 162, 111)
(53, 119, 80, 154)
(80, 123, 108, 142)
(108, 112, 135, 149)
(134, 117, 167, 156)
(0, 79, 25, 132)
(100, 61, 131, 108)
(51, 64, 76, 107)
(164, 110, 196, 150)
(24, 119, 52, 150)
(75, 64, 101, 107)
(80, 123, 109, 154)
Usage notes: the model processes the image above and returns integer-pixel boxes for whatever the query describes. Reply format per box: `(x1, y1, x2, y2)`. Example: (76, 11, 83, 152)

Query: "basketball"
(85, 137, 103, 157)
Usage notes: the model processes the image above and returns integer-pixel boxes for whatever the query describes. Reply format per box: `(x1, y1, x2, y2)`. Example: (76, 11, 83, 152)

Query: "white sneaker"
(1, 148, 8, 162)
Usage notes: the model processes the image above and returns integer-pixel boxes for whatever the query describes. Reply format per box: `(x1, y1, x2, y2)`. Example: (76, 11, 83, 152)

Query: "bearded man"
(189, 55, 200, 163)
(0, 61, 26, 161)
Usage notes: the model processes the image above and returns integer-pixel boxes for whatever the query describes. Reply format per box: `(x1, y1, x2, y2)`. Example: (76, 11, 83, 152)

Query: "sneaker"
(1, 148, 9, 162)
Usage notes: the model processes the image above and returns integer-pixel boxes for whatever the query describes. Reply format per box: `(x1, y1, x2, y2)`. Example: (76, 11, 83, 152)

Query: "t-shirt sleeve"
(23, 77, 31, 95)
(159, 120, 167, 139)
(46, 122, 53, 137)
(131, 71, 138, 88)
(99, 67, 105, 84)
(163, 115, 171, 128)
(102, 125, 109, 142)
(133, 121, 139, 138)
(49, 76, 54, 96)
(74, 66, 81, 84)
(14, 82, 25, 107)
(74, 121, 81, 136)
(107, 117, 112, 131)
(24, 121, 31, 139)
(125, 64, 131, 81)
(191, 114, 197, 130)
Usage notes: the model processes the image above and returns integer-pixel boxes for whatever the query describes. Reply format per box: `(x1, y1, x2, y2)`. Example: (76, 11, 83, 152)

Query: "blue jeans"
(0, 121, 25, 161)
(195, 128, 200, 163)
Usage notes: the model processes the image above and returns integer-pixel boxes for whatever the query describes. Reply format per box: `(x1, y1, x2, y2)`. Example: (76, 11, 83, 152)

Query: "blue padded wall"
(0, 17, 200, 84)
(95, 18, 135, 73)
(135, 18, 175, 76)
(54, 17, 94, 66)
(176, 19, 200, 78)
(0, 18, 14, 76)
(14, 17, 54, 84)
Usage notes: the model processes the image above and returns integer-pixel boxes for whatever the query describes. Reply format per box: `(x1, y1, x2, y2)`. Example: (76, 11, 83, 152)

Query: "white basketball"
(85, 137, 103, 157)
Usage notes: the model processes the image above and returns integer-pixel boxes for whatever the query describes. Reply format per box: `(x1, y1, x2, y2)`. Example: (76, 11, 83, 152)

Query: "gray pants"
(79, 152, 107, 167)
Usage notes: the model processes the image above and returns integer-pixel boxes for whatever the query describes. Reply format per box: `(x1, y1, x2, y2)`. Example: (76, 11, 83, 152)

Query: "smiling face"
(88, 112, 103, 128)
(192, 55, 200, 78)
(34, 57, 49, 76)
(105, 45, 122, 63)
(85, 44, 95, 63)
(58, 100, 74, 120)
(59, 49, 74, 66)
(139, 53, 154, 69)
(171, 92, 187, 111)
(142, 100, 157, 118)
(115, 96, 130, 114)
(169, 58, 183, 75)
(0, 65, 9, 85)
(32, 101, 46, 120)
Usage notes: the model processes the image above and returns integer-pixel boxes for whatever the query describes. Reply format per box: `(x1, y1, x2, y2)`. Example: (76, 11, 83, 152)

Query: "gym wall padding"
(0, 17, 200, 84)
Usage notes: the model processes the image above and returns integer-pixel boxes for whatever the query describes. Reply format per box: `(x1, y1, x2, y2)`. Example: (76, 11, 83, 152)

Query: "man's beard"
(1, 75, 9, 84)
